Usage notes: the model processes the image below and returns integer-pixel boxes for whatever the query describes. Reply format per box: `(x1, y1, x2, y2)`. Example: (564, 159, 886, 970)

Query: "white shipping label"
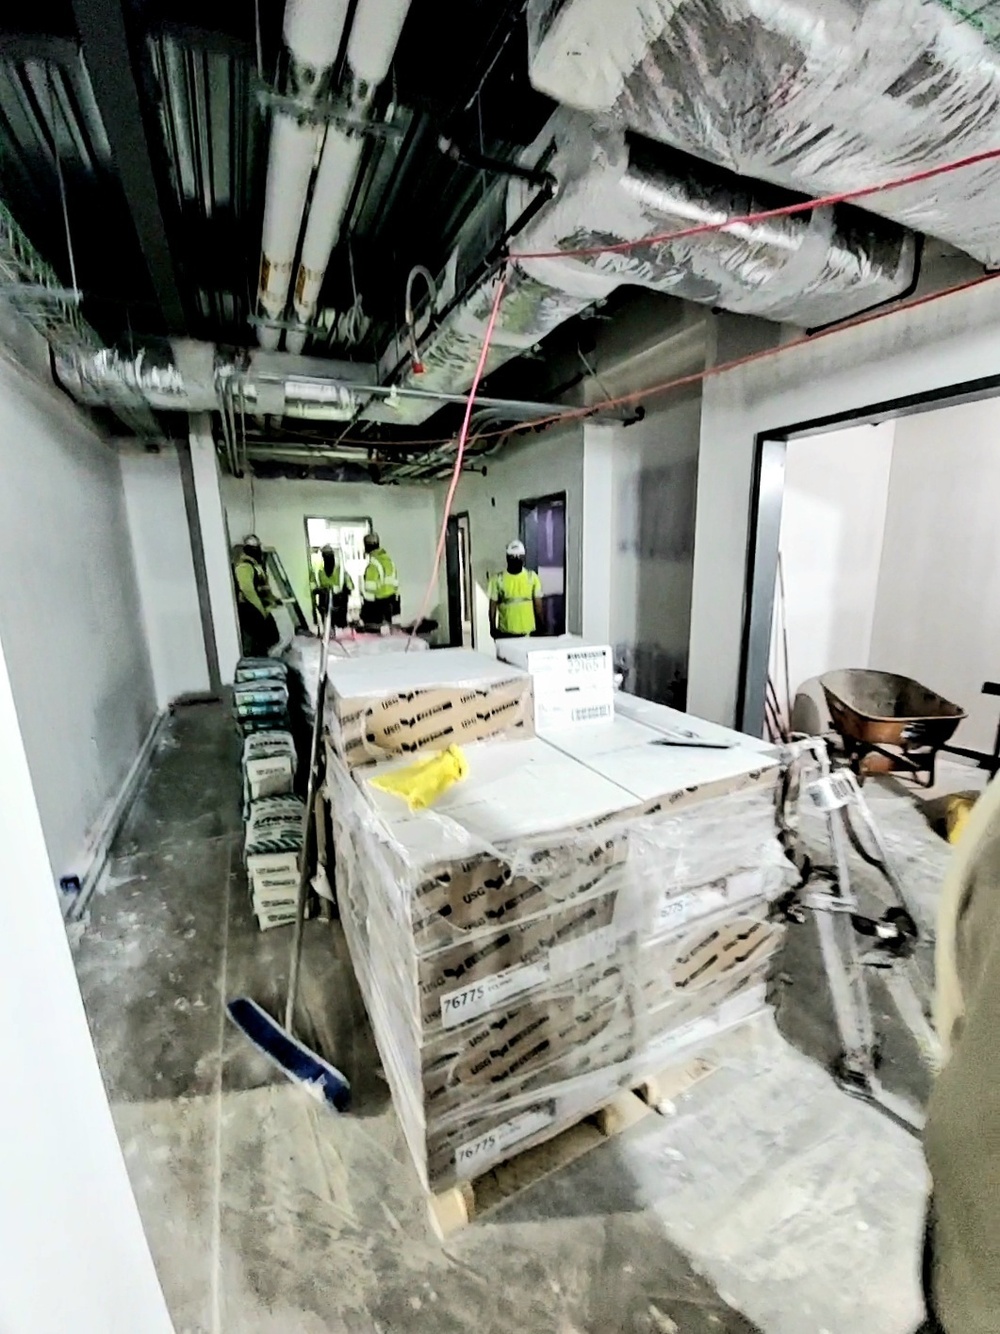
(657, 892, 693, 930)
(454, 1104, 555, 1178)
(807, 771, 858, 812)
(440, 960, 549, 1028)
(549, 924, 619, 981)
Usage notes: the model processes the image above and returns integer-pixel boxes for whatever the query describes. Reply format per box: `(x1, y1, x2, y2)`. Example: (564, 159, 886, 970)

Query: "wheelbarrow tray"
(820, 669, 966, 750)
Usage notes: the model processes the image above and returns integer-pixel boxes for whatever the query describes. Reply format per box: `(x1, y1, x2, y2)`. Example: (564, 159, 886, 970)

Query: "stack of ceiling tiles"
(323, 649, 789, 1194)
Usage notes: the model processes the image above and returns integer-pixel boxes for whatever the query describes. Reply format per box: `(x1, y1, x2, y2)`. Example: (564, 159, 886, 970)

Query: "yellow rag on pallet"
(368, 745, 468, 810)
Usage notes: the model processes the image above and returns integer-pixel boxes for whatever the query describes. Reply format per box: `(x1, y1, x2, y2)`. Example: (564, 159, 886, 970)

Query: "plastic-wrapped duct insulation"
(370, 113, 915, 426)
(528, 0, 1000, 266)
(54, 341, 361, 420)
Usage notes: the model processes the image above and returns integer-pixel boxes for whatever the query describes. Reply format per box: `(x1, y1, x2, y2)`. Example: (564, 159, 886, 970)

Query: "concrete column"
(581, 422, 615, 645)
(0, 630, 174, 1333)
(189, 414, 241, 683)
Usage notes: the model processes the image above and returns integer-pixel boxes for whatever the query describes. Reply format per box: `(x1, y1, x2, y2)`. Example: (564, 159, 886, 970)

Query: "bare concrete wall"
(607, 391, 702, 704)
(0, 347, 156, 883)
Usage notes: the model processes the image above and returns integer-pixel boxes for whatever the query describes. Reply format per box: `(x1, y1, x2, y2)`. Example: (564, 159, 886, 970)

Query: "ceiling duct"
(527, 0, 1000, 266)
(0, 196, 157, 436)
(370, 112, 916, 426)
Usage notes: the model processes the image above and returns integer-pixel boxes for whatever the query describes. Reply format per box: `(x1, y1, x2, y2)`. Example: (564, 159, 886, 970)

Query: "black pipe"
(436, 135, 555, 189)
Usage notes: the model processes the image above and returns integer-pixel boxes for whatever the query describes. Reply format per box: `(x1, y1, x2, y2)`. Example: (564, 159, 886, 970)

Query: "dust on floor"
(73, 704, 934, 1334)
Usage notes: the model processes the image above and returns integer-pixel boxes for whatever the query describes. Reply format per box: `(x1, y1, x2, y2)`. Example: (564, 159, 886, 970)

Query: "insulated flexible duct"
(370, 113, 916, 426)
(527, 0, 1000, 266)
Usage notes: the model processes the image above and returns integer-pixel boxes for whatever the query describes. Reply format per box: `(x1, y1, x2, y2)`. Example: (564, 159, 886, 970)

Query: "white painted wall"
(0, 349, 157, 882)
(870, 399, 1000, 753)
(689, 284, 1000, 726)
(437, 424, 585, 652)
(221, 473, 442, 630)
(0, 622, 174, 1333)
(608, 390, 701, 704)
(771, 422, 896, 725)
(120, 447, 209, 707)
(582, 423, 614, 645)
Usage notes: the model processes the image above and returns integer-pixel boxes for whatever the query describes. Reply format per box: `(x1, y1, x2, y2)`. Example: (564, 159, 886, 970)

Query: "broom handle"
(285, 603, 334, 1033)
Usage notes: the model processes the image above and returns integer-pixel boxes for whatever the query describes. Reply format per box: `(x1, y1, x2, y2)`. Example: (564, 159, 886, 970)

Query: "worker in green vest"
(360, 531, 400, 628)
(233, 534, 280, 656)
(310, 544, 353, 630)
(489, 539, 543, 638)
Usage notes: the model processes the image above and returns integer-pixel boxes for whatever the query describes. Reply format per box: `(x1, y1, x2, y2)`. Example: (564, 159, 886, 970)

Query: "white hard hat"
(321, 543, 336, 554)
(243, 533, 262, 547)
(506, 539, 526, 557)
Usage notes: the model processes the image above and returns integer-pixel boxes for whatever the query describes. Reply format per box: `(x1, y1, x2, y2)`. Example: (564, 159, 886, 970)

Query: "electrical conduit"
(256, 0, 351, 349)
(286, 0, 414, 352)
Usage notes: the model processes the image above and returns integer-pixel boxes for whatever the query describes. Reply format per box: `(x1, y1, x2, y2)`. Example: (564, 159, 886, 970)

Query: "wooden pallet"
(427, 1054, 718, 1239)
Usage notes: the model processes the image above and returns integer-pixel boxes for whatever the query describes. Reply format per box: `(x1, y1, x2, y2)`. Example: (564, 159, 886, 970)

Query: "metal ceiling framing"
(70, 0, 186, 332)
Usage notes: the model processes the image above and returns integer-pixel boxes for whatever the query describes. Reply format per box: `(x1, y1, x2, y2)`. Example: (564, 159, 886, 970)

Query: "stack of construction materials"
(241, 731, 296, 812)
(322, 648, 789, 1196)
(284, 631, 428, 723)
(496, 634, 615, 729)
(233, 657, 290, 733)
(244, 793, 305, 930)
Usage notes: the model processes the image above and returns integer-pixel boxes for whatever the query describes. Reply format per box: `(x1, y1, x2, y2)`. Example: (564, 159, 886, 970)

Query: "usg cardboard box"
(496, 635, 614, 730)
(325, 648, 534, 768)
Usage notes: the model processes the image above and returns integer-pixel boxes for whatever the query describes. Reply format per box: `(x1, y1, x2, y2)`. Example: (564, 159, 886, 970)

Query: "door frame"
(737, 369, 1000, 737)
(519, 490, 568, 636)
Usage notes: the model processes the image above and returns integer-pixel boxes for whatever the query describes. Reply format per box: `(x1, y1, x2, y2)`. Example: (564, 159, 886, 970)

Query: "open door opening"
(520, 492, 567, 636)
(445, 513, 474, 648)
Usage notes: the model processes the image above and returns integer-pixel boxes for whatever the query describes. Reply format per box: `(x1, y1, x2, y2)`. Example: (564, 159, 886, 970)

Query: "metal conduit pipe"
(286, 0, 415, 352)
(256, 0, 351, 349)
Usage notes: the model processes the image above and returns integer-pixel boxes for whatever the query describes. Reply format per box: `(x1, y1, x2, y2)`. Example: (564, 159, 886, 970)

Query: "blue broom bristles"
(227, 997, 351, 1112)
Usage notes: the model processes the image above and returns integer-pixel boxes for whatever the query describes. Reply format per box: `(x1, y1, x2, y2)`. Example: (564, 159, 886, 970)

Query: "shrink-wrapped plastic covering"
(528, 0, 1000, 264)
(376, 109, 916, 425)
(325, 723, 790, 1191)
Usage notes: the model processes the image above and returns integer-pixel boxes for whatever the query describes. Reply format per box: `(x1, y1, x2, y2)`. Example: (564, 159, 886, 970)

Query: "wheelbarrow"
(820, 669, 966, 788)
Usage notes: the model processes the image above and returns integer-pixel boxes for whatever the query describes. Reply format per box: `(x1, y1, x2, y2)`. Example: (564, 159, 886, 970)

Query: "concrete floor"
(73, 704, 948, 1334)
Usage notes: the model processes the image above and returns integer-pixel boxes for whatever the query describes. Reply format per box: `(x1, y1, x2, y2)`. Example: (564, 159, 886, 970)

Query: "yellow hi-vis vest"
(312, 561, 352, 595)
(489, 568, 542, 635)
(234, 554, 270, 615)
(362, 549, 398, 601)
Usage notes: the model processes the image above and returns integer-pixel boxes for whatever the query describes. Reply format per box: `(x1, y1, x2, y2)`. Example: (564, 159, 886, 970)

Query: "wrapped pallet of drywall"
(324, 647, 534, 770)
(496, 635, 614, 730)
(325, 714, 790, 1193)
(244, 793, 305, 930)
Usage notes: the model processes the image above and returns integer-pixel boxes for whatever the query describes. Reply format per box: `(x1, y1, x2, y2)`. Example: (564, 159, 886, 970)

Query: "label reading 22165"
(440, 983, 485, 1021)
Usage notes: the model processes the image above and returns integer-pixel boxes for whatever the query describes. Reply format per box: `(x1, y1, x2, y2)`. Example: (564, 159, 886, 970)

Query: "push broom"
(227, 601, 351, 1111)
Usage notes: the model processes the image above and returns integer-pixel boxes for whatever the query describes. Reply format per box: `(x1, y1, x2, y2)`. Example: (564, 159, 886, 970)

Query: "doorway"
(520, 492, 566, 636)
(304, 516, 371, 625)
(445, 512, 474, 648)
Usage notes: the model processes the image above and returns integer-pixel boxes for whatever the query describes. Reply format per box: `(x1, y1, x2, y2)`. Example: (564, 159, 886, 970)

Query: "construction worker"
(488, 539, 543, 639)
(233, 534, 279, 656)
(311, 543, 353, 630)
(360, 531, 400, 628)
(919, 774, 1000, 1332)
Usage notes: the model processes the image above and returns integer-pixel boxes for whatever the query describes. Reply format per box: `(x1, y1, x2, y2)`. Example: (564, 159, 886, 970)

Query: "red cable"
(509, 143, 1000, 263)
(406, 270, 510, 648)
(339, 267, 1000, 454)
